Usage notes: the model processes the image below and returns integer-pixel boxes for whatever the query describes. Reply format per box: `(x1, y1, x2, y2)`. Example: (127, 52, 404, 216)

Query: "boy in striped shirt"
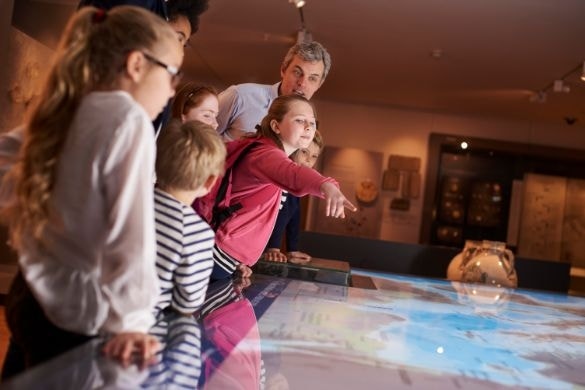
(154, 120, 226, 316)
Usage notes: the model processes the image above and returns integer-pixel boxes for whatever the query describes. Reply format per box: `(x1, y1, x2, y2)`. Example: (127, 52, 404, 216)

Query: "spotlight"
(553, 80, 570, 93)
(581, 61, 585, 82)
(289, 0, 305, 8)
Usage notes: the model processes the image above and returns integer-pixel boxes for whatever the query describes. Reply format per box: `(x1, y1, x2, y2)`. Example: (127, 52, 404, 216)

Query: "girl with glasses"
(2, 5, 182, 372)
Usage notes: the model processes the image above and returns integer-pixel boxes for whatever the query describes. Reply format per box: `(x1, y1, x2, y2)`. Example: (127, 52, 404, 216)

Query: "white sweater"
(20, 90, 159, 335)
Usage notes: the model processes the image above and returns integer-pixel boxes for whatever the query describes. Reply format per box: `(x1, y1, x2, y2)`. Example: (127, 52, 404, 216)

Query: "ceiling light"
(430, 48, 443, 59)
(533, 61, 584, 101)
(289, 0, 305, 8)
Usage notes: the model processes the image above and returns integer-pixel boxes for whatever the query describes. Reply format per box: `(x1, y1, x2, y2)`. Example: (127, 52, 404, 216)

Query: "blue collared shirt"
(216, 82, 280, 140)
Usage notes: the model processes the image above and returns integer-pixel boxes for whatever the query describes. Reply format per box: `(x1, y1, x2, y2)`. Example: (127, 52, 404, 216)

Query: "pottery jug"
(446, 240, 482, 281)
(461, 240, 518, 288)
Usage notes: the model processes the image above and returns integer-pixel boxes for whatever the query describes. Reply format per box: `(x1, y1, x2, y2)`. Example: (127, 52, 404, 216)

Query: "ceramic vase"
(461, 240, 518, 288)
(446, 240, 482, 281)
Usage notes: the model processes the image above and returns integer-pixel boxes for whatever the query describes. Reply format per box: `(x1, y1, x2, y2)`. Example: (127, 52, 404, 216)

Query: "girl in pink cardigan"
(196, 95, 356, 279)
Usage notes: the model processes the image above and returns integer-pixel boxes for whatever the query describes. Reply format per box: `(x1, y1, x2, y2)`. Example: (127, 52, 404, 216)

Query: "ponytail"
(9, 8, 96, 246)
(6, 6, 177, 249)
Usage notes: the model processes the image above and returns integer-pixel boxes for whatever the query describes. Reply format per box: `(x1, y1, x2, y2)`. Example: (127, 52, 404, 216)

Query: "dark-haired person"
(77, 0, 210, 134)
(78, 0, 208, 46)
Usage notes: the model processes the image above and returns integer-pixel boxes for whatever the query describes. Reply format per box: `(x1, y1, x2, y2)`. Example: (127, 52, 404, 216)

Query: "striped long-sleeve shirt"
(143, 314, 202, 389)
(154, 188, 214, 315)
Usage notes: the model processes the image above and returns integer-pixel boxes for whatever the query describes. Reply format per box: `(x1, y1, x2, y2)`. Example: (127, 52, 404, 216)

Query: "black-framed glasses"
(142, 52, 182, 87)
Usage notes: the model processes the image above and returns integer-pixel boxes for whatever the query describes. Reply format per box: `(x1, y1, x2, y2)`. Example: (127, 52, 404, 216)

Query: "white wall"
(312, 98, 585, 244)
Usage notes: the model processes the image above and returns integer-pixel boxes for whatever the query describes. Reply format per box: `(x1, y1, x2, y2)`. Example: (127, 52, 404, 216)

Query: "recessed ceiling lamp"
(430, 48, 443, 60)
(289, 0, 306, 8)
(581, 61, 585, 82)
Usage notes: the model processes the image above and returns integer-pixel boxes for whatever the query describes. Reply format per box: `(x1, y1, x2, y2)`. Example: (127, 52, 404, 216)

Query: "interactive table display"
(3, 271, 585, 389)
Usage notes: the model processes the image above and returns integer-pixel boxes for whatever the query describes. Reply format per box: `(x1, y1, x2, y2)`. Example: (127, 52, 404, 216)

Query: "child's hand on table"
(263, 248, 288, 262)
(288, 251, 311, 264)
(102, 332, 160, 369)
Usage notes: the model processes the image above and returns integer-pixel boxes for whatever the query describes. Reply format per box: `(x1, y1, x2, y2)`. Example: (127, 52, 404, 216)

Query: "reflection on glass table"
(2, 271, 585, 389)
(196, 277, 262, 389)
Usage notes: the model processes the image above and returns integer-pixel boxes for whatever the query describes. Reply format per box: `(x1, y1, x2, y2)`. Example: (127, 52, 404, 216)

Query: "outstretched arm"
(320, 182, 357, 218)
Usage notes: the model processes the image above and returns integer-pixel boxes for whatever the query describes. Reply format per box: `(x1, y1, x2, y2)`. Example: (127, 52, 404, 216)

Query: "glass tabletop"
(3, 272, 585, 389)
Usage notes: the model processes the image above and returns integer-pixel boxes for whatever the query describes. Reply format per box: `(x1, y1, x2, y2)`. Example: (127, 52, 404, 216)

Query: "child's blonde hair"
(312, 129, 324, 152)
(255, 95, 317, 150)
(156, 120, 226, 191)
(291, 129, 324, 162)
(172, 82, 218, 119)
(5, 6, 178, 249)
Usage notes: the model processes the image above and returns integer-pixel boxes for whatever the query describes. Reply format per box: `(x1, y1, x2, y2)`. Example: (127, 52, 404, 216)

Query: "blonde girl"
(3, 6, 182, 369)
(196, 95, 356, 280)
(264, 130, 325, 264)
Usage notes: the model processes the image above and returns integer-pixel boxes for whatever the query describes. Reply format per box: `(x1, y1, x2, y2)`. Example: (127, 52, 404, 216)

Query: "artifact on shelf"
(355, 179, 379, 204)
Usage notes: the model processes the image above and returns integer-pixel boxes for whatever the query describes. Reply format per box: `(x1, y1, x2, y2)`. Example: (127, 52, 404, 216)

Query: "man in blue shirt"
(216, 41, 331, 141)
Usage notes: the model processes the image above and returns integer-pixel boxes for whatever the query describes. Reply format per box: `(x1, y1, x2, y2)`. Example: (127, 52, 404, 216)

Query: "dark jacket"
(266, 195, 301, 252)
